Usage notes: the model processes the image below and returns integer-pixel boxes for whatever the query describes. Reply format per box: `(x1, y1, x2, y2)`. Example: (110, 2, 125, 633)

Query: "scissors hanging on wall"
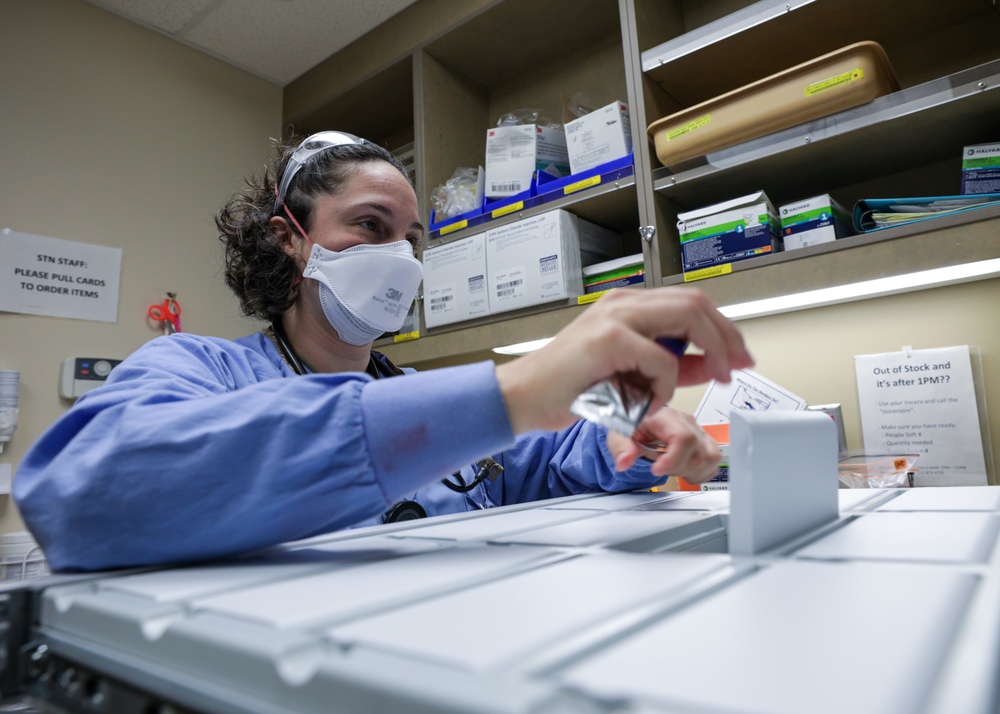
(148, 293, 182, 334)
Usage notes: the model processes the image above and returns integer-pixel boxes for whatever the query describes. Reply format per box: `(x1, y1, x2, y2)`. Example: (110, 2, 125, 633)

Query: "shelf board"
(660, 205, 1000, 307)
(377, 299, 589, 366)
(651, 59, 1000, 211)
(426, 174, 639, 246)
(290, 57, 413, 142)
(423, 0, 620, 86)
(641, 0, 995, 107)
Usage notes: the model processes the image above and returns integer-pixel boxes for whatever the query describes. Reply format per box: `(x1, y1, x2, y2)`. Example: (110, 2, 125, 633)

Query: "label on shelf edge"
(393, 331, 420, 343)
(492, 201, 524, 218)
(683, 263, 733, 282)
(440, 220, 468, 236)
(564, 176, 602, 195)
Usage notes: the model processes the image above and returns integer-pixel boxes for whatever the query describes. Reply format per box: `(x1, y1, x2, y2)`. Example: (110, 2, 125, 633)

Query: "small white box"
(565, 101, 633, 175)
(485, 124, 569, 199)
(961, 142, 1000, 195)
(486, 209, 583, 314)
(421, 234, 490, 328)
(779, 194, 851, 251)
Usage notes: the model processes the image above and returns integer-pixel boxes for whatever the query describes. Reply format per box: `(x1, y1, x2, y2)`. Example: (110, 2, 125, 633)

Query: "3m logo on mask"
(385, 287, 403, 302)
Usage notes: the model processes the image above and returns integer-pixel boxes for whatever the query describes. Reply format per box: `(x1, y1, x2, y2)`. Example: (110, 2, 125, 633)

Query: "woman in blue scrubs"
(14, 132, 753, 571)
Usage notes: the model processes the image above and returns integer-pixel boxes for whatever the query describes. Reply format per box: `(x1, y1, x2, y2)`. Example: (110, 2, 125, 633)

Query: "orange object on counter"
(678, 423, 730, 491)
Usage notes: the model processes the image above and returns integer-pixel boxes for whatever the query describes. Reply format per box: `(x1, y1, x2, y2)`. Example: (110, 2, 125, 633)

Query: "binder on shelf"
(853, 193, 1000, 233)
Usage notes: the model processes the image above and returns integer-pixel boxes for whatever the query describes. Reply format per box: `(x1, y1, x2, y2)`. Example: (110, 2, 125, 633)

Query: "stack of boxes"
(423, 209, 625, 328)
(423, 102, 638, 329)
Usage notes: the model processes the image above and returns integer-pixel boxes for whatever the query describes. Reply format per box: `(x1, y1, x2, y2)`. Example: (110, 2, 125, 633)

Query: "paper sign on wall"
(854, 345, 988, 486)
(0, 228, 122, 323)
(694, 369, 808, 425)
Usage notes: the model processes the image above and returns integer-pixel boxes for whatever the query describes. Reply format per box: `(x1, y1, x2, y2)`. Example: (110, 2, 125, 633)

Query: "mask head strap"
(275, 131, 367, 274)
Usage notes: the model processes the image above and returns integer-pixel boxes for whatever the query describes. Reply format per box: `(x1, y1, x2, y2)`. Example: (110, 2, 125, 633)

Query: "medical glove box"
(565, 101, 633, 176)
(485, 209, 584, 314)
(779, 194, 852, 251)
(583, 253, 644, 294)
(961, 142, 1000, 195)
(677, 190, 780, 278)
(421, 234, 490, 328)
(485, 124, 569, 199)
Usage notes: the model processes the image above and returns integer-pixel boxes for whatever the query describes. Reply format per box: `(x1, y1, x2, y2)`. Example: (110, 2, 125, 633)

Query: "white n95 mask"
(302, 240, 423, 346)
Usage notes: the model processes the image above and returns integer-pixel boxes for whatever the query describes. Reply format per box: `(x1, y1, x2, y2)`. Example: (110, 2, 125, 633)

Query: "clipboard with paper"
(853, 193, 1000, 233)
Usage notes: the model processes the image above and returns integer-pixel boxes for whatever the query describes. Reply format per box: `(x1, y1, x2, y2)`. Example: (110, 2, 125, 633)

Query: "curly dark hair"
(215, 134, 411, 322)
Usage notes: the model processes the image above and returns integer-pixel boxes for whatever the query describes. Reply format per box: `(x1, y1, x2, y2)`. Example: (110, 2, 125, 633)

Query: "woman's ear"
(268, 216, 298, 258)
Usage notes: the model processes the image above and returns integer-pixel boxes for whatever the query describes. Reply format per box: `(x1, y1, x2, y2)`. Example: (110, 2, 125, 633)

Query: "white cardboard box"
(565, 100, 633, 175)
(484, 124, 569, 199)
(486, 209, 583, 314)
(779, 194, 851, 250)
(421, 234, 490, 328)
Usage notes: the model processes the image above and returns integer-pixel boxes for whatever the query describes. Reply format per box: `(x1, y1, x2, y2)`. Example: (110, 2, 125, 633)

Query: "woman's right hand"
(494, 287, 754, 435)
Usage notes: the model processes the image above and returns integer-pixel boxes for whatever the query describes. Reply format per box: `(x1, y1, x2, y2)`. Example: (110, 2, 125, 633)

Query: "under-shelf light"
(492, 337, 554, 355)
(717, 258, 1000, 320)
(491, 258, 1000, 355)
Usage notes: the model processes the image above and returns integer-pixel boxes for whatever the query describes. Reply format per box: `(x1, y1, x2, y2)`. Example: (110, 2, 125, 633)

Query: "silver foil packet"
(569, 338, 688, 439)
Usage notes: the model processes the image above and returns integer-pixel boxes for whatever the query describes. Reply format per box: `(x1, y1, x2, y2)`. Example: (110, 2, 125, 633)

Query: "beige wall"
(0, 1, 282, 534)
(668, 277, 1000, 482)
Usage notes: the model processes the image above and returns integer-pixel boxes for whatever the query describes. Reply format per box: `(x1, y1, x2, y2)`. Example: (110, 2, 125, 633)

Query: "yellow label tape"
(564, 176, 601, 195)
(666, 114, 711, 141)
(806, 67, 864, 96)
(577, 289, 612, 305)
(393, 331, 420, 343)
(439, 220, 468, 235)
(683, 263, 732, 282)
(492, 201, 523, 218)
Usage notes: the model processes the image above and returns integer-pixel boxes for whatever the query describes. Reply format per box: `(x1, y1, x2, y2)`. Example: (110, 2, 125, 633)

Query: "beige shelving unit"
(283, 0, 1000, 367)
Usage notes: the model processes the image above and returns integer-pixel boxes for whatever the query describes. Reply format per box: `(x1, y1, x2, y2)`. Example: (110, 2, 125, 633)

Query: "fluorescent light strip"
(492, 337, 554, 355)
(718, 258, 1000, 320)
(492, 259, 1000, 354)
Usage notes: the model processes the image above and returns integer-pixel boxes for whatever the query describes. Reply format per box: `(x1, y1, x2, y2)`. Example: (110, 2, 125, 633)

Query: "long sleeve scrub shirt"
(14, 332, 664, 572)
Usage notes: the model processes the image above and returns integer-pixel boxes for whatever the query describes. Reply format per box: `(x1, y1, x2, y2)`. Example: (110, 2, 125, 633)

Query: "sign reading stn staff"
(0, 228, 122, 323)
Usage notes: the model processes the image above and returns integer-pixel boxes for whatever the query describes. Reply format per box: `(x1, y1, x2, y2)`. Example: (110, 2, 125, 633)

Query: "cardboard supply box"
(486, 209, 583, 314)
(565, 101, 633, 176)
(421, 234, 490, 328)
(961, 142, 1000, 195)
(677, 190, 780, 275)
(779, 194, 852, 250)
(484, 124, 569, 199)
(583, 254, 645, 294)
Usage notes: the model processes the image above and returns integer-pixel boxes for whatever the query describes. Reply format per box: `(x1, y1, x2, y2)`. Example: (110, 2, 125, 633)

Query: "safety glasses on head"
(274, 131, 367, 210)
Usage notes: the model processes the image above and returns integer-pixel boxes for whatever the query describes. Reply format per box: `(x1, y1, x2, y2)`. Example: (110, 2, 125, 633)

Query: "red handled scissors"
(148, 293, 182, 334)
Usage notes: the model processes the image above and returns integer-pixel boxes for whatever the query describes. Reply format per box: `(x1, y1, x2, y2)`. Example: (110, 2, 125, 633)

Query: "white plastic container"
(2, 531, 49, 580)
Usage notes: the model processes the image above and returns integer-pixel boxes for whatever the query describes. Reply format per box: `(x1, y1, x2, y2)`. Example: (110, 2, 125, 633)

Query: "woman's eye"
(360, 219, 379, 232)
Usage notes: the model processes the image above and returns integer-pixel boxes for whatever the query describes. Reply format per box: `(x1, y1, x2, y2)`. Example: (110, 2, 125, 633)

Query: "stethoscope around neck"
(268, 318, 504, 501)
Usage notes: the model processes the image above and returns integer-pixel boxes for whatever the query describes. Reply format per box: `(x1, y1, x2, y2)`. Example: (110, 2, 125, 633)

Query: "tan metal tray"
(647, 41, 900, 169)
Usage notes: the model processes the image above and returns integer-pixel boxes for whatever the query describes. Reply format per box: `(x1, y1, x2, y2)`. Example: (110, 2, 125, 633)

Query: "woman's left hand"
(607, 406, 721, 484)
